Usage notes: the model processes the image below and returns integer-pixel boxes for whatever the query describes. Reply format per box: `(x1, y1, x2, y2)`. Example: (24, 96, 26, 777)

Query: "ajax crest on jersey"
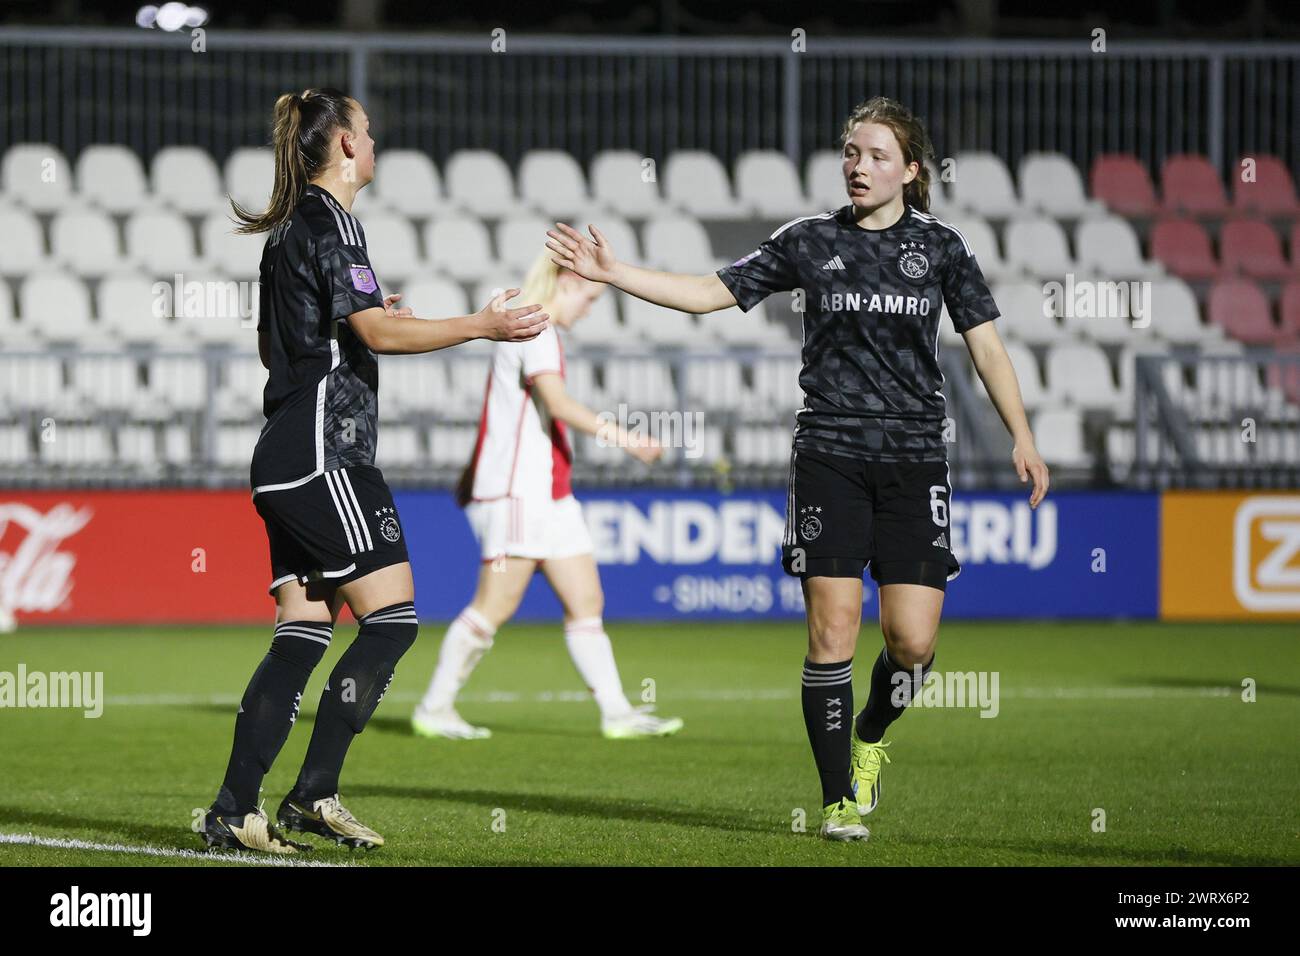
(897, 240, 929, 280)
(375, 506, 401, 543)
(799, 505, 823, 541)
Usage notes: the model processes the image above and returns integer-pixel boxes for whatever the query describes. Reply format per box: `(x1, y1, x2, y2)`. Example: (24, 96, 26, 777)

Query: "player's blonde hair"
(841, 96, 935, 213)
(232, 87, 357, 234)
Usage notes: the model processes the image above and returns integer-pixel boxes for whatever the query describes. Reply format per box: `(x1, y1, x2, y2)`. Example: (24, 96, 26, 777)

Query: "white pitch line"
(98, 686, 1239, 708)
(0, 832, 355, 867)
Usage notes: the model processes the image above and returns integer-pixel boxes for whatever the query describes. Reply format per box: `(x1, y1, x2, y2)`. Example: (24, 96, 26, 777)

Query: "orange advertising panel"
(1162, 491, 1300, 620)
(0, 491, 272, 625)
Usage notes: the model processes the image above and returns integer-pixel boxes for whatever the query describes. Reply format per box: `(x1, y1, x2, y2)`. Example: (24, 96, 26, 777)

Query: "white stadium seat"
(734, 425, 791, 465)
(664, 150, 739, 218)
(747, 355, 803, 416)
(379, 354, 452, 415)
(396, 277, 470, 318)
(50, 207, 129, 278)
(601, 356, 678, 409)
(376, 425, 425, 468)
(642, 215, 716, 272)
(360, 212, 423, 283)
(99, 275, 186, 346)
(973, 341, 1046, 410)
(1045, 342, 1123, 412)
(622, 296, 696, 344)
(369, 150, 445, 217)
(1032, 407, 1090, 468)
(735, 150, 808, 219)
(567, 292, 627, 347)
(1147, 279, 1218, 345)
(126, 208, 204, 275)
(948, 151, 1025, 219)
(590, 150, 665, 218)
(200, 213, 264, 278)
(424, 216, 496, 280)
(0, 355, 64, 411)
(1004, 216, 1076, 280)
(1075, 216, 1164, 279)
(3, 143, 75, 213)
(116, 425, 159, 467)
(39, 424, 112, 466)
(144, 355, 208, 415)
(944, 216, 1014, 282)
(0, 425, 31, 465)
(428, 424, 478, 466)
(495, 215, 553, 272)
(519, 150, 591, 218)
(19, 273, 104, 344)
(682, 356, 746, 412)
(445, 150, 518, 218)
(805, 150, 847, 211)
(1017, 152, 1105, 219)
(71, 354, 143, 411)
(223, 147, 274, 216)
(0, 208, 47, 277)
(991, 281, 1072, 345)
(215, 425, 259, 467)
(152, 146, 224, 214)
(76, 144, 150, 214)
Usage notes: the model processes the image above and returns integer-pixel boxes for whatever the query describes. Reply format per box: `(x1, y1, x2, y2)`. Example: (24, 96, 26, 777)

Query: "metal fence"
(2, 28, 1298, 179)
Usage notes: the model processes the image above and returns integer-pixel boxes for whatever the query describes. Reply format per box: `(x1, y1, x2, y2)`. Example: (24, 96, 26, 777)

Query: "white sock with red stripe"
(564, 617, 633, 719)
(418, 607, 496, 715)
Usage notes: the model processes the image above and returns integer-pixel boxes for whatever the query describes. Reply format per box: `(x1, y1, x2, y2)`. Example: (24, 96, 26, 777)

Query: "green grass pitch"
(0, 620, 1296, 866)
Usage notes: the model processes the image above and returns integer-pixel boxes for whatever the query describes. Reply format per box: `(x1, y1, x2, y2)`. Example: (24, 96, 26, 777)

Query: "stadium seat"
(1090, 154, 1158, 217)
(990, 281, 1071, 345)
(948, 152, 1024, 219)
(99, 275, 186, 346)
(622, 296, 696, 344)
(152, 146, 224, 214)
(1018, 152, 1106, 219)
(698, 302, 793, 348)
(973, 341, 1046, 410)
(664, 150, 740, 218)
(116, 424, 159, 469)
(590, 150, 666, 218)
(1160, 154, 1229, 217)
(805, 150, 847, 211)
(1004, 217, 1077, 279)
(375, 425, 425, 468)
(682, 356, 747, 412)
(428, 424, 478, 466)
(1232, 154, 1300, 215)
(1150, 218, 1221, 280)
(579, 215, 641, 265)
(1031, 407, 1089, 468)
(569, 291, 627, 346)
(50, 207, 129, 278)
(1207, 279, 1281, 345)
(200, 213, 264, 278)
(397, 276, 470, 318)
(1075, 216, 1164, 279)
(1280, 282, 1300, 340)
(496, 215, 554, 272)
(735, 150, 809, 219)
(223, 147, 274, 216)
(519, 150, 592, 218)
(1045, 342, 1123, 412)
(1115, 348, 1190, 419)
(0, 208, 47, 277)
(171, 273, 259, 348)
(1147, 278, 1217, 345)
(642, 215, 717, 272)
(1057, 282, 1155, 347)
(368, 150, 445, 216)
(445, 150, 518, 218)
(1193, 356, 1272, 421)
(601, 356, 678, 409)
(563, 355, 600, 407)
(377, 354, 451, 416)
(215, 425, 259, 467)
(1219, 219, 1294, 280)
(424, 216, 496, 280)
(0, 355, 65, 411)
(444, 356, 492, 419)
(160, 423, 192, 465)
(214, 354, 266, 420)
(19, 273, 104, 344)
(39, 424, 112, 466)
(76, 144, 150, 214)
(126, 209, 204, 275)
(2, 143, 75, 213)
(360, 211, 424, 283)
(70, 353, 143, 412)
(143, 355, 208, 415)
(733, 424, 791, 465)
(0, 424, 31, 465)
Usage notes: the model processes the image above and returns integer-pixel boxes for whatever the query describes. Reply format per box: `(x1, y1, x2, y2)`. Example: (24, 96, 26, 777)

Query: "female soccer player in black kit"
(548, 96, 1050, 842)
(200, 88, 548, 854)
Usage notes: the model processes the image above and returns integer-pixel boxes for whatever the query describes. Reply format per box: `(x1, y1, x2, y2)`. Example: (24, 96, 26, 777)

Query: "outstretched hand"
(476, 288, 549, 342)
(546, 222, 618, 283)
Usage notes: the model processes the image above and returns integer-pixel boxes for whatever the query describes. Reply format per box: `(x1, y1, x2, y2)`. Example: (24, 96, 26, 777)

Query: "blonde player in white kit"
(412, 253, 685, 740)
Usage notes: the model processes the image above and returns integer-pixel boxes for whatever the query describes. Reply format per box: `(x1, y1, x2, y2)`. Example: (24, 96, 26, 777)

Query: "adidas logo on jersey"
(932, 533, 949, 549)
(821, 255, 846, 271)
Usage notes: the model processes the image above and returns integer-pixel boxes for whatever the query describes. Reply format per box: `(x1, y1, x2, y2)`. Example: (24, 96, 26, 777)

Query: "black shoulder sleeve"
(715, 225, 800, 313)
(940, 226, 999, 334)
(314, 233, 385, 321)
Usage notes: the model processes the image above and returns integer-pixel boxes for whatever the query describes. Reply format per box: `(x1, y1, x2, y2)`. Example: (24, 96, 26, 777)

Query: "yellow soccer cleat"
(819, 798, 870, 842)
(850, 734, 892, 815)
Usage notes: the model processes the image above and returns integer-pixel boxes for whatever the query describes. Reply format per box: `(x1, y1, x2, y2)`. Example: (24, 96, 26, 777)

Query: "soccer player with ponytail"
(548, 96, 1049, 841)
(201, 88, 548, 854)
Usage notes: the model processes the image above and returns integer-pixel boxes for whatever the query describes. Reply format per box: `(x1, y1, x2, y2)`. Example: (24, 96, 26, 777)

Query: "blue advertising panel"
(395, 489, 1159, 621)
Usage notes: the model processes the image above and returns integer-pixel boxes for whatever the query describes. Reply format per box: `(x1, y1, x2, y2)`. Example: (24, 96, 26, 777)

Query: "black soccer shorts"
(254, 464, 410, 594)
(780, 446, 961, 590)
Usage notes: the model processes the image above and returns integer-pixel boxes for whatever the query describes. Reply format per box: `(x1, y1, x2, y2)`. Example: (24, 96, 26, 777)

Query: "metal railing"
(2, 28, 1298, 179)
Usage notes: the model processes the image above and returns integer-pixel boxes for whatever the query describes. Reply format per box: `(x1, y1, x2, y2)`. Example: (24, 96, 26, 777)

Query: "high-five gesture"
(475, 288, 550, 342)
(546, 223, 619, 283)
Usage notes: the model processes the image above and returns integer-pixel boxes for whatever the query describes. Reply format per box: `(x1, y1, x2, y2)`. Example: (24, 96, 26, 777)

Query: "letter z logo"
(1233, 497, 1300, 612)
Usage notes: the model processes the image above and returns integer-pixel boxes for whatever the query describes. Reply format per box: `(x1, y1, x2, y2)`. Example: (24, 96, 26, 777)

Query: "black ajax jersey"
(717, 204, 999, 462)
(251, 184, 386, 492)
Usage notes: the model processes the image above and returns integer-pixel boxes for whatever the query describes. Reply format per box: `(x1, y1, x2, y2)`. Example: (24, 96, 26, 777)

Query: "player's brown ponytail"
(232, 87, 356, 234)
(841, 96, 935, 213)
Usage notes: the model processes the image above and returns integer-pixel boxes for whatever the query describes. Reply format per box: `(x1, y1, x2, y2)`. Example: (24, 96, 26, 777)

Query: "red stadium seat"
(1219, 219, 1295, 279)
(1207, 279, 1280, 345)
(1160, 154, 1229, 216)
(1232, 155, 1300, 215)
(1090, 154, 1157, 216)
(1280, 282, 1300, 339)
(1150, 218, 1221, 280)
(1292, 221, 1300, 272)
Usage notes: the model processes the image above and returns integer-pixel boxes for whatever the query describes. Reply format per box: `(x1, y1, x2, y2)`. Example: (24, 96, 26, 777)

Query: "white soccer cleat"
(601, 705, 684, 740)
(411, 706, 492, 740)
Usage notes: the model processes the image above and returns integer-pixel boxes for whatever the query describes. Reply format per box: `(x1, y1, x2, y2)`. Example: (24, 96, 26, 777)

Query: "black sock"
(855, 647, 933, 744)
(801, 658, 854, 808)
(214, 621, 332, 816)
(292, 602, 419, 802)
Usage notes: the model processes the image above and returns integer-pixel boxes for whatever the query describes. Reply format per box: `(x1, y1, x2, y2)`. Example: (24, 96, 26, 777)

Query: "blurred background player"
(547, 97, 1050, 841)
(203, 88, 549, 855)
(411, 253, 685, 741)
